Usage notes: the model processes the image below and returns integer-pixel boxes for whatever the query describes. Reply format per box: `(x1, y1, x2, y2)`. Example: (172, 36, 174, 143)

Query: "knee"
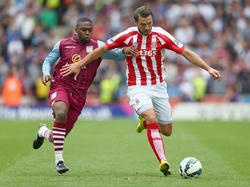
(53, 101, 68, 123)
(160, 123, 172, 136)
(162, 129, 172, 136)
(55, 109, 67, 123)
(145, 115, 158, 124)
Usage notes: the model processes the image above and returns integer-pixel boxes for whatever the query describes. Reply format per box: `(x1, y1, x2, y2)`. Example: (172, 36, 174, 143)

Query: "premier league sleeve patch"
(86, 46, 93, 53)
(173, 39, 183, 48)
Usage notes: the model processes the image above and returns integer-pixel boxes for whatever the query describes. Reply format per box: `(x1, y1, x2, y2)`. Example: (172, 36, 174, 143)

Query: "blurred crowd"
(0, 0, 249, 106)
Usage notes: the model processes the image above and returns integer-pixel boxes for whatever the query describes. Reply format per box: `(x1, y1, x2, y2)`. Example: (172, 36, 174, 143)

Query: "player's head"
(133, 6, 153, 36)
(75, 17, 93, 43)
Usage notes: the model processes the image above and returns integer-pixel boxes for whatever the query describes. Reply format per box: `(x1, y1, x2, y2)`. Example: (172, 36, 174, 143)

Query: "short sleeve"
(156, 27, 185, 54)
(105, 27, 137, 50)
(105, 34, 126, 50)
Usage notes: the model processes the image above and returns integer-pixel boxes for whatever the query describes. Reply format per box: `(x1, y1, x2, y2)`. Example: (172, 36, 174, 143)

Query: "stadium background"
(0, 1, 250, 186)
(0, 0, 249, 120)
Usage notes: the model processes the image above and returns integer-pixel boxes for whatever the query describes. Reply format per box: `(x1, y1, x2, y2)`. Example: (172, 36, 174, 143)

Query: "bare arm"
(82, 45, 138, 64)
(181, 48, 221, 80)
(60, 45, 110, 80)
(79, 45, 110, 68)
(60, 45, 138, 80)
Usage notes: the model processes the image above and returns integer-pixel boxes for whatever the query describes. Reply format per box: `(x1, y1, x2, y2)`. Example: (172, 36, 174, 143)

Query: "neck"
(138, 28, 149, 36)
(75, 34, 88, 44)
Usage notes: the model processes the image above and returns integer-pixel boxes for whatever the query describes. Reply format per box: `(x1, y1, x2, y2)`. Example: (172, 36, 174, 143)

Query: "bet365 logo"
(139, 50, 157, 57)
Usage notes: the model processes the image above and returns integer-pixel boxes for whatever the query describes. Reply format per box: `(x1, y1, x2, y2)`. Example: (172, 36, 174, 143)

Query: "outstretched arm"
(181, 48, 221, 80)
(60, 45, 110, 80)
(60, 45, 138, 80)
(98, 40, 138, 61)
(98, 40, 125, 61)
(82, 45, 110, 67)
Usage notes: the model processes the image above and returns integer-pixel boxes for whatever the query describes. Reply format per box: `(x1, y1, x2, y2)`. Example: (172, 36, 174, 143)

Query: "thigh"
(65, 106, 81, 133)
(153, 97, 172, 124)
(68, 91, 86, 113)
(152, 83, 172, 124)
(49, 87, 70, 120)
(127, 86, 153, 115)
(49, 87, 69, 109)
(52, 100, 68, 115)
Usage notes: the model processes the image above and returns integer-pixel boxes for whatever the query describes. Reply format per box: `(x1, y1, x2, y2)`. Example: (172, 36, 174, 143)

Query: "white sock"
(53, 126, 66, 165)
(38, 125, 48, 137)
(44, 129, 52, 142)
(55, 151, 64, 165)
(38, 125, 53, 142)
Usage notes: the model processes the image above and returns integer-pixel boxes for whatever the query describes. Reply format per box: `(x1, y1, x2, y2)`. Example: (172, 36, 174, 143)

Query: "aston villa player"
(32, 17, 137, 174)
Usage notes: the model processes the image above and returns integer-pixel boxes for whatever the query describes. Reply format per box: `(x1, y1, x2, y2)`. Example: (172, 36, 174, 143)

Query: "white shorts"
(127, 82, 172, 124)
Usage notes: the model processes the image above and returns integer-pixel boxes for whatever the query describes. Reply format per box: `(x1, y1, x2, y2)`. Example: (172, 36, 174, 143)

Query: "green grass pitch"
(0, 119, 249, 187)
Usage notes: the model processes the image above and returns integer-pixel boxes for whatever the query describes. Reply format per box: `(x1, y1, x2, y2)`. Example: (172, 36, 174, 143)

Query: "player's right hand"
(207, 67, 221, 81)
(42, 75, 52, 86)
(123, 46, 138, 57)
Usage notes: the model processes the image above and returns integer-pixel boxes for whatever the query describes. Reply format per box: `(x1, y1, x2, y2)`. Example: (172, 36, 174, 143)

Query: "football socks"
(38, 124, 52, 142)
(147, 123, 167, 163)
(53, 121, 66, 165)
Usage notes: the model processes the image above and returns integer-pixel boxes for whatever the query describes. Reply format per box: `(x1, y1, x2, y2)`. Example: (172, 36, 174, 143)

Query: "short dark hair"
(76, 17, 92, 27)
(133, 6, 153, 22)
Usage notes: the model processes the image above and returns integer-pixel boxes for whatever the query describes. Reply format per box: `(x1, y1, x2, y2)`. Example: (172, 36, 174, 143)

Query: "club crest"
(86, 46, 93, 53)
(51, 92, 57, 100)
(133, 41, 138, 47)
(151, 41, 157, 50)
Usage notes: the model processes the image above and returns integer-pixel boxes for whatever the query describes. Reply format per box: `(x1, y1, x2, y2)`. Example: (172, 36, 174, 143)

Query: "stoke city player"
(60, 7, 221, 176)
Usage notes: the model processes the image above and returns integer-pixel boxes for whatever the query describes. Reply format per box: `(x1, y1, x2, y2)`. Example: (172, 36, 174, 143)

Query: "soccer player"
(61, 6, 221, 176)
(32, 17, 137, 174)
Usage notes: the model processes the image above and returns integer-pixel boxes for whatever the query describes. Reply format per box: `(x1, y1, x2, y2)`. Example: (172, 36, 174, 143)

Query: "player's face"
(135, 15, 153, 36)
(75, 21, 93, 43)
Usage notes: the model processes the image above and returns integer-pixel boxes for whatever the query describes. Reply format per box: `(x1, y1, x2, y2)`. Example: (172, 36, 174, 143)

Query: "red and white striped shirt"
(106, 26, 185, 86)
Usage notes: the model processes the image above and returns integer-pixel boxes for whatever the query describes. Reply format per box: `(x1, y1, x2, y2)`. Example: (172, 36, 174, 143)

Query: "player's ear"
(134, 19, 137, 26)
(74, 28, 77, 33)
(133, 16, 139, 25)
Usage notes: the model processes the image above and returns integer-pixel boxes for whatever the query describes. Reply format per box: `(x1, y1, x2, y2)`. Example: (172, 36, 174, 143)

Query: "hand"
(123, 46, 138, 57)
(208, 67, 221, 81)
(42, 75, 52, 86)
(60, 63, 81, 80)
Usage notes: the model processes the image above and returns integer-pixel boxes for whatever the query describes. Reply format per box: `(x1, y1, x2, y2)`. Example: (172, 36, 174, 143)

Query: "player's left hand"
(123, 46, 138, 57)
(60, 63, 81, 80)
(208, 67, 221, 81)
(42, 75, 52, 86)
